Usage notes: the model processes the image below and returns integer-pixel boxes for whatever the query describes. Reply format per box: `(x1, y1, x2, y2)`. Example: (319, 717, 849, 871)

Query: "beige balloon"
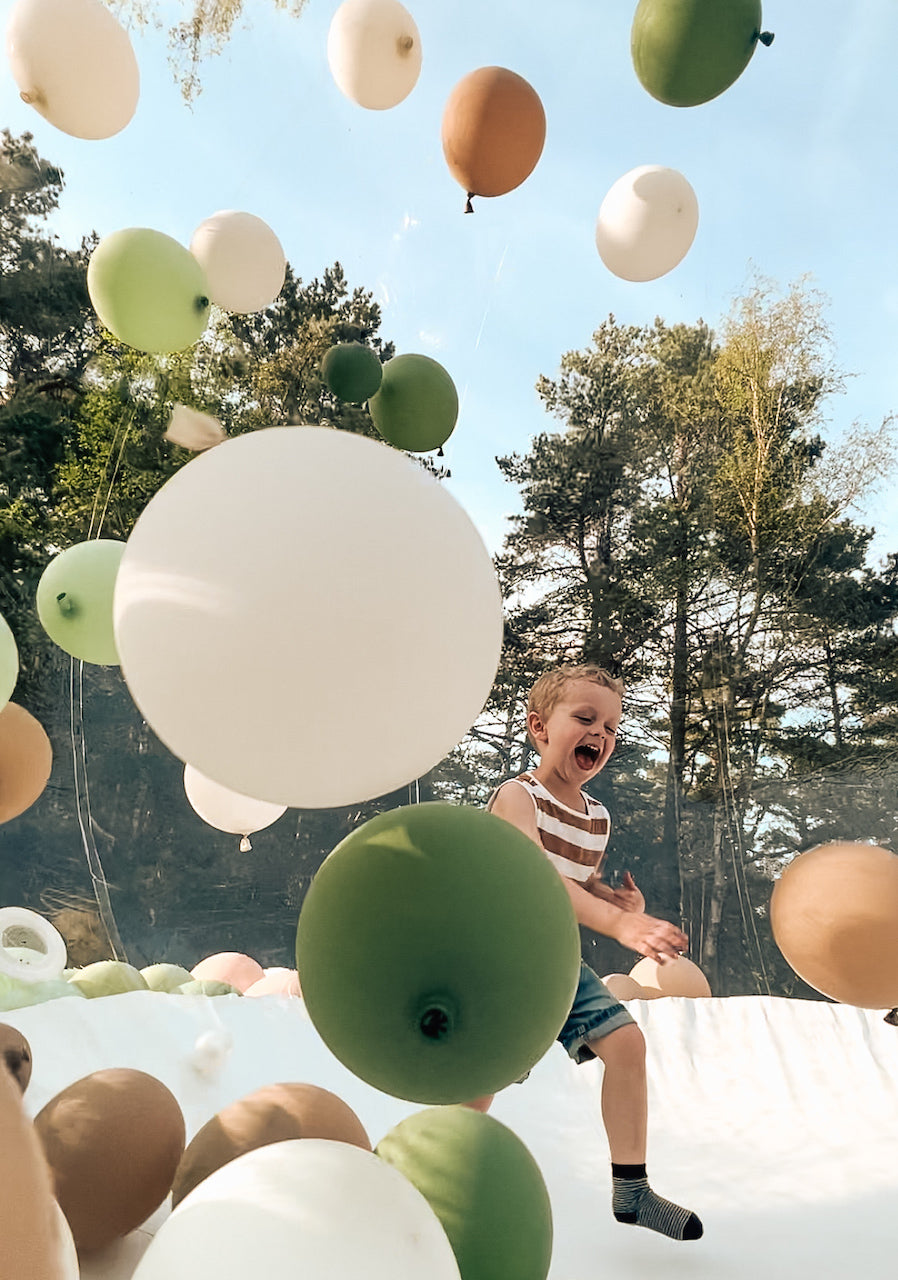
(165, 404, 226, 452)
(328, 0, 422, 110)
(601, 972, 648, 1001)
(596, 165, 698, 282)
(190, 212, 286, 314)
(629, 955, 712, 998)
(5, 0, 139, 139)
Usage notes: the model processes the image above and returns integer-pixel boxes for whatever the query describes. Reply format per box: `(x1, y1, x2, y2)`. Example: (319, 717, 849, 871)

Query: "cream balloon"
(596, 165, 699, 282)
(113, 427, 502, 808)
(184, 764, 286, 850)
(165, 404, 226, 452)
(5, 0, 139, 139)
(190, 212, 286, 314)
(629, 955, 712, 998)
(327, 0, 422, 110)
(131, 1139, 461, 1280)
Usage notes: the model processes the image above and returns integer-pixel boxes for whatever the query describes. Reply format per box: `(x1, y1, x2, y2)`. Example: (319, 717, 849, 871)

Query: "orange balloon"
(0, 1065, 67, 1280)
(629, 956, 712, 998)
(0, 702, 52, 824)
(191, 951, 265, 992)
(770, 841, 898, 1009)
(441, 66, 546, 207)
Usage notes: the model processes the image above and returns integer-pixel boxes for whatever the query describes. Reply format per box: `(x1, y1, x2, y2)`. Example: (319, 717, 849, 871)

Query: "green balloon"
(368, 353, 459, 452)
(177, 979, 241, 996)
(0, 613, 18, 710)
(296, 803, 580, 1104)
(36, 539, 124, 665)
(631, 0, 771, 108)
(377, 1108, 553, 1280)
(0, 973, 86, 1012)
(141, 963, 195, 993)
(322, 343, 384, 403)
(67, 960, 149, 998)
(88, 227, 211, 353)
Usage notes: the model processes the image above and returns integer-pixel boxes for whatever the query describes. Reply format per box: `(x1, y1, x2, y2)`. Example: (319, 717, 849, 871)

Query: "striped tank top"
(488, 772, 610, 883)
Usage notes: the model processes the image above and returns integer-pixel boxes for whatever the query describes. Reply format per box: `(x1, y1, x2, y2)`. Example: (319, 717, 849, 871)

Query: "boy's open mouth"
(575, 744, 600, 769)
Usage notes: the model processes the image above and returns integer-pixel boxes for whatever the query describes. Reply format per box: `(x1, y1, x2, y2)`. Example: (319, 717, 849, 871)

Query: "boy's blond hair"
(526, 663, 624, 751)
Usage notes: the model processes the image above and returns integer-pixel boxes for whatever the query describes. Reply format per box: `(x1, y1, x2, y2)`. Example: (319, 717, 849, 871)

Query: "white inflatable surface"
(4, 992, 898, 1278)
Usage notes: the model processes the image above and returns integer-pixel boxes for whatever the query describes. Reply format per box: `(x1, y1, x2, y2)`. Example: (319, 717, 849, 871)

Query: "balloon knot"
(464, 194, 474, 215)
(397, 34, 414, 55)
(196, 295, 210, 311)
(437, 447, 444, 457)
(757, 30, 774, 46)
(239, 835, 252, 853)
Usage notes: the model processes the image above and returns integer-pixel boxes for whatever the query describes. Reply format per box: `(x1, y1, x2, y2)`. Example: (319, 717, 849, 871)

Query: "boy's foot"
(612, 1171, 703, 1241)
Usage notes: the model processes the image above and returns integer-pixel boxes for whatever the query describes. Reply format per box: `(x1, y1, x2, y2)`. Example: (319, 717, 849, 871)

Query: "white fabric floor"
(6, 991, 898, 1279)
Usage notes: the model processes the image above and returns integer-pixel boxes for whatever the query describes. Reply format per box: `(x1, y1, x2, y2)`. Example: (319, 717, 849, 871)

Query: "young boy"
(484, 663, 702, 1242)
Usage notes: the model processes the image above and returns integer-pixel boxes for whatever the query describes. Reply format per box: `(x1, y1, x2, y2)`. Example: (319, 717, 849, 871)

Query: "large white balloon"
(190, 212, 286, 314)
(595, 165, 699, 282)
(131, 1139, 461, 1280)
(113, 427, 503, 808)
(327, 0, 422, 110)
(5, 0, 139, 139)
(184, 763, 287, 848)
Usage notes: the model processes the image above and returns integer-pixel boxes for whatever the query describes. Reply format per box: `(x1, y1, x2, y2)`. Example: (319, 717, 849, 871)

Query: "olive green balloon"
(36, 540, 124, 665)
(377, 1107, 553, 1280)
(322, 343, 383, 403)
(296, 803, 580, 1104)
(631, 0, 770, 108)
(87, 228, 211, 353)
(0, 615, 17, 710)
(367, 353, 459, 452)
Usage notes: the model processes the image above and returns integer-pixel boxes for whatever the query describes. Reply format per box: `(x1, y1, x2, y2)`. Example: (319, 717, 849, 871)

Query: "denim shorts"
(558, 961, 635, 1064)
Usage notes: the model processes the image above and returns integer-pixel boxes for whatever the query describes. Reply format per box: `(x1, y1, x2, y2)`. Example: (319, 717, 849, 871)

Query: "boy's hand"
(610, 871, 645, 914)
(614, 911, 688, 963)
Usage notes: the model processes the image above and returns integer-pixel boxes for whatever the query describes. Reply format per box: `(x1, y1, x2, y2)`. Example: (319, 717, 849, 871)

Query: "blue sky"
(4, 0, 898, 556)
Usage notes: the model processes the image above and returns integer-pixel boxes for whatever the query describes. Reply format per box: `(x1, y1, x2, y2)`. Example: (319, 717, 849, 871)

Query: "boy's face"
(528, 679, 621, 784)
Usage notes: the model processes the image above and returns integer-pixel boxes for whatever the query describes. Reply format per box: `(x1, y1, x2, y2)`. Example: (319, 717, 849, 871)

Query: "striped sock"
(611, 1167, 703, 1241)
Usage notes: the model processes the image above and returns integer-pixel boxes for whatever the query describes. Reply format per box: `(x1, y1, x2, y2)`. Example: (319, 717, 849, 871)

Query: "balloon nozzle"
(56, 591, 77, 618)
(758, 30, 774, 46)
(416, 994, 458, 1042)
(464, 194, 474, 215)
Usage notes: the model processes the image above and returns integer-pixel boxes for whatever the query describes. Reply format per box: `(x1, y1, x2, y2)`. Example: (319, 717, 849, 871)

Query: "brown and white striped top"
(488, 772, 610, 882)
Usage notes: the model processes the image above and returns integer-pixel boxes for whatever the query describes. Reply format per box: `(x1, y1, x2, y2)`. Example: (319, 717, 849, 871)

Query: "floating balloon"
(0, 614, 17, 710)
(368, 353, 458, 452)
(602, 972, 647, 1001)
(0, 1063, 69, 1280)
(322, 342, 383, 403)
(0, 702, 52, 825)
(770, 842, 898, 1008)
(245, 967, 302, 997)
(5, 0, 139, 139)
(190, 211, 286, 313)
(631, 0, 772, 107)
(165, 403, 226, 451)
(172, 1082, 371, 1207)
(297, 803, 580, 1103)
(0, 1023, 32, 1093)
(0, 907, 67, 982)
(190, 951, 265, 993)
(441, 67, 546, 210)
(88, 228, 210, 354)
(184, 764, 287, 851)
(132, 1139, 462, 1280)
(67, 960, 148, 998)
(629, 955, 712, 998)
(36, 539, 124, 665)
(596, 165, 698, 282)
(327, 0, 422, 110)
(113, 427, 502, 808)
(35, 1068, 185, 1256)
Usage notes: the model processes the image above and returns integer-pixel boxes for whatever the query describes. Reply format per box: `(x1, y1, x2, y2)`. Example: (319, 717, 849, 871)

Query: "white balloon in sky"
(327, 0, 422, 110)
(595, 165, 699, 282)
(5, 0, 139, 139)
(190, 211, 286, 314)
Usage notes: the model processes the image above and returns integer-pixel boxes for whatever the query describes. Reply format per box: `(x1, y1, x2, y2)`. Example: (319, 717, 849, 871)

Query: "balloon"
(177, 978, 241, 996)
(0, 702, 52, 825)
(113, 427, 502, 808)
(0, 1022, 32, 1093)
(0, 1064, 68, 1280)
(441, 67, 546, 209)
(190, 952, 265, 993)
(165, 403, 226, 451)
(131, 1139, 462, 1280)
(595, 165, 698, 282)
(5, 0, 139, 139)
(0, 973, 85, 1011)
(631, 0, 772, 108)
(36, 538, 124, 665)
(184, 764, 287, 850)
(141, 962, 194, 992)
(368, 353, 459, 452)
(35, 1068, 186, 1256)
(629, 956, 712, 998)
(244, 967, 302, 997)
(297, 803, 580, 1103)
(88, 228, 211, 354)
(172, 1082, 371, 1207)
(601, 972, 648, 1001)
(67, 960, 149, 998)
(0, 613, 17, 710)
(322, 342, 384, 403)
(51, 1202, 80, 1280)
(770, 841, 898, 1008)
(0, 907, 67, 982)
(327, 0, 422, 110)
(190, 211, 286, 313)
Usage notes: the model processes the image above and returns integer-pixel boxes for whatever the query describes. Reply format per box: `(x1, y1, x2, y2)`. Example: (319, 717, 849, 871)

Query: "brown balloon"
(0, 1064, 66, 1280)
(441, 66, 546, 209)
(770, 841, 898, 1008)
(171, 1081, 371, 1208)
(0, 702, 53, 824)
(35, 1067, 185, 1256)
(0, 1022, 33, 1093)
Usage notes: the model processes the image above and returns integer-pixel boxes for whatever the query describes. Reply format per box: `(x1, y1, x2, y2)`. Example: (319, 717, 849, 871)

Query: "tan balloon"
(629, 955, 712, 998)
(0, 1021, 32, 1092)
(770, 841, 898, 1008)
(441, 66, 546, 207)
(601, 972, 648, 1001)
(35, 1068, 185, 1255)
(0, 1065, 67, 1280)
(171, 1082, 371, 1207)
(0, 702, 52, 824)
(191, 951, 265, 993)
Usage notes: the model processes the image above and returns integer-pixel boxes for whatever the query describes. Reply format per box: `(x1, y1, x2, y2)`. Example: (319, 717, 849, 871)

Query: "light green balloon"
(0, 613, 17, 709)
(141, 963, 195, 993)
(0, 972, 86, 1012)
(88, 227, 211, 353)
(36, 539, 125, 665)
(67, 960, 149, 998)
(177, 979, 241, 997)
